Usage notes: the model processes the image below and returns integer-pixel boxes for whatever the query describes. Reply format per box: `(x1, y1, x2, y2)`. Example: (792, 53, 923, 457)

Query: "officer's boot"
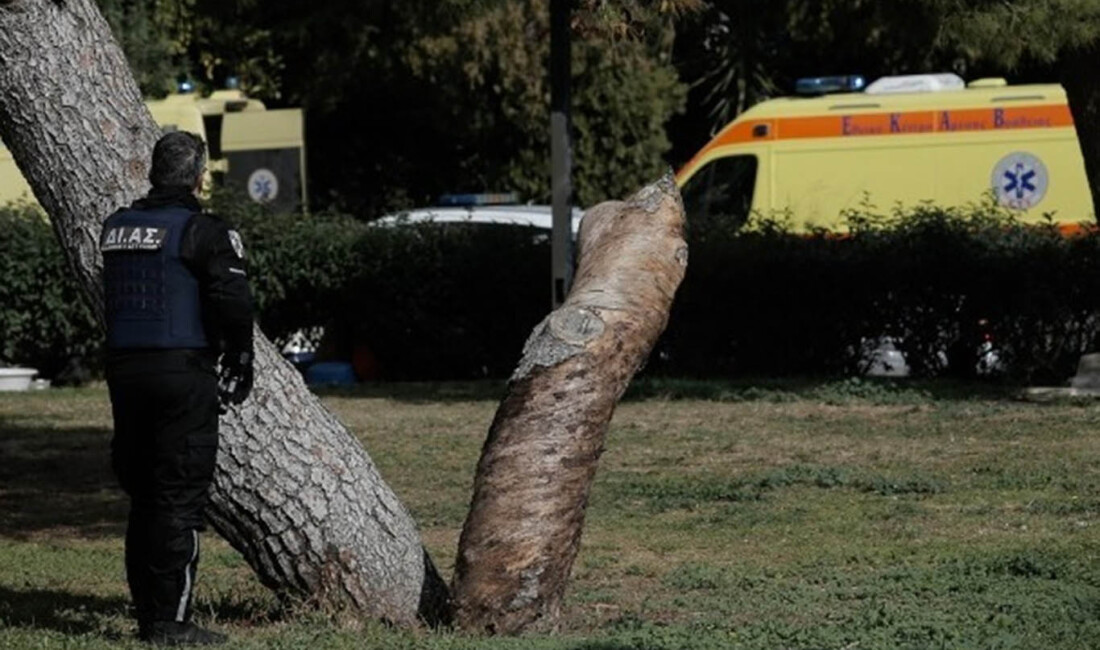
(139, 621, 227, 646)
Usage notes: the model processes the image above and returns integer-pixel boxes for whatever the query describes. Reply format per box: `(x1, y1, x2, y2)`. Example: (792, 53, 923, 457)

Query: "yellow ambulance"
(676, 73, 1094, 231)
(0, 85, 307, 213)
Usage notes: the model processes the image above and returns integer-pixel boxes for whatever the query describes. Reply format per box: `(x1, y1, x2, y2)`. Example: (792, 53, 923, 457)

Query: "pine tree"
(95, 0, 182, 97)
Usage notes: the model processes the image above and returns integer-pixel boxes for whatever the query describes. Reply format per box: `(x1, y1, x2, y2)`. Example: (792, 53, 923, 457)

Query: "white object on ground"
(864, 337, 910, 378)
(1070, 352, 1100, 389)
(0, 367, 38, 391)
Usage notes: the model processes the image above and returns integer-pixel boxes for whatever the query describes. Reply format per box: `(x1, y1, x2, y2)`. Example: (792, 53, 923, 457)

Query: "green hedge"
(659, 202, 1100, 383)
(343, 223, 551, 379)
(224, 204, 368, 350)
(221, 195, 551, 380)
(4, 197, 1100, 384)
(0, 204, 100, 377)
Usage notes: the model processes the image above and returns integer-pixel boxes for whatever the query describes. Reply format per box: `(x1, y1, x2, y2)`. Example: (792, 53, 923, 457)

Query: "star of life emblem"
(247, 168, 279, 203)
(992, 152, 1048, 210)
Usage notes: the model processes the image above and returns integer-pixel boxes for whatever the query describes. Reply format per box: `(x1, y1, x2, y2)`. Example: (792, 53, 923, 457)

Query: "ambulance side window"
(681, 155, 758, 230)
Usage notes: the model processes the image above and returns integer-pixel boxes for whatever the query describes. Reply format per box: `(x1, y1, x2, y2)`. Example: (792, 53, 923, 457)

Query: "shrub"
(659, 211, 885, 377)
(339, 222, 550, 379)
(658, 200, 1100, 383)
(218, 195, 368, 349)
(6, 193, 1100, 383)
(224, 195, 551, 379)
(0, 203, 101, 376)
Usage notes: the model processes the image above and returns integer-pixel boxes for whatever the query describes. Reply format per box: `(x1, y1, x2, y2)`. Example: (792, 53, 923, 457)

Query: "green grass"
(2, 379, 1100, 648)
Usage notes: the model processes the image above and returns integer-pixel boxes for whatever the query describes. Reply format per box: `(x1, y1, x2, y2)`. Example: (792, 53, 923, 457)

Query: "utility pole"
(550, 0, 573, 307)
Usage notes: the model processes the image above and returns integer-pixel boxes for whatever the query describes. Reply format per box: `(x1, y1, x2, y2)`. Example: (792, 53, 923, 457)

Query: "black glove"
(218, 349, 254, 408)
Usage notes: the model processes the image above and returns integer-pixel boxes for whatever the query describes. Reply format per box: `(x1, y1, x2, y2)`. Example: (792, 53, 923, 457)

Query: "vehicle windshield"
(680, 154, 758, 230)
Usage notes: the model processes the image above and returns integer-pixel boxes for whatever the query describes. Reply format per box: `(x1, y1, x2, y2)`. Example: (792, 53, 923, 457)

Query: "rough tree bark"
(452, 174, 688, 634)
(0, 0, 448, 625)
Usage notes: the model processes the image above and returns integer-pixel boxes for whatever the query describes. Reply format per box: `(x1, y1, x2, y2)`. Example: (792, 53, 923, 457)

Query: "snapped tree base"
(452, 173, 688, 634)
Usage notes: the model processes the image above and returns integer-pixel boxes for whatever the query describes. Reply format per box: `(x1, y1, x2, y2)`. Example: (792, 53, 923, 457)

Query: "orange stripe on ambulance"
(676, 74, 1093, 232)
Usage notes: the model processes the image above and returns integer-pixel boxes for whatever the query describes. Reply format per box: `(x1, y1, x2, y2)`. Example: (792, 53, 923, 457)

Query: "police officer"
(102, 131, 253, 646)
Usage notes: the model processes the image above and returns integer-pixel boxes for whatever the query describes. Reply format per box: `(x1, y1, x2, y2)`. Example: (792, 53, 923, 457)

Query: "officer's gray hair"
(149, 131, 206, 190)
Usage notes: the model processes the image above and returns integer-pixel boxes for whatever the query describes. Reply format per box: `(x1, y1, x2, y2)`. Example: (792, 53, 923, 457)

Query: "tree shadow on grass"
(622, 374, 1023, 403)
(194, 590, 290, 627)
(309, 375, 1022, 405)
(312, 380, 508, 403)
(0, 417, 126, 540)
(0, 585, 129, 638)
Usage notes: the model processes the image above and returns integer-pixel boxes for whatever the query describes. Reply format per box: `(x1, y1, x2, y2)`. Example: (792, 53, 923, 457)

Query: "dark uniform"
(102, 186, 253, 633)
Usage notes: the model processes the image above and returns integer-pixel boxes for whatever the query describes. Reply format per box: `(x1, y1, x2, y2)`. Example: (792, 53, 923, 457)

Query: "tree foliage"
(281, 0, 685, 213)
(92, 0, 1100, 217)
(94, 0, 686, 215)
(95, 0, 284, 98)
(934, 0, 1100, 67)
(409, 0, 684, 208)
(95, 0, 182, 97)
(668, 0, 967, 154)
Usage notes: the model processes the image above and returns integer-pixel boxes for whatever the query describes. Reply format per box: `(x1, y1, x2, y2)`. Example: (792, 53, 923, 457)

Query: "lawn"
(1, 378, 1099, 649)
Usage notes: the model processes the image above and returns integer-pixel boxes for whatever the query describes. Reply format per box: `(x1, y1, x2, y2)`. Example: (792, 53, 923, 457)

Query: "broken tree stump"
(452, 173, 688, 634)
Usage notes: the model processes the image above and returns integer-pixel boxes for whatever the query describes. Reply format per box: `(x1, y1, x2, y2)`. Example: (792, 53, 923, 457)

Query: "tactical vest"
(101, 206, 208, 350)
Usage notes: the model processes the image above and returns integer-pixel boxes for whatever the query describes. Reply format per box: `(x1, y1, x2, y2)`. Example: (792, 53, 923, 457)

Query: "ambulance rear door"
(221, 109, 306, 213)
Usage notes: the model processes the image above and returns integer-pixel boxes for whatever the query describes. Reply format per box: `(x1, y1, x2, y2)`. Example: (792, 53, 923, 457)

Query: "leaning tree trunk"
(0, 0, 448, 625)
(452, 174, 688, 634)
(1061, 46, 1100, 223)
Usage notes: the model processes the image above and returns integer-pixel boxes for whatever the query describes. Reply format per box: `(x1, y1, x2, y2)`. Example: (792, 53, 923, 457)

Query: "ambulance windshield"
(681, 155, 758, 230)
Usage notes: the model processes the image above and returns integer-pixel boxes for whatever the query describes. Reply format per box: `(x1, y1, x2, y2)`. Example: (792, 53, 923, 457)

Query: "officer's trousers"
(107, 350, 218, 625)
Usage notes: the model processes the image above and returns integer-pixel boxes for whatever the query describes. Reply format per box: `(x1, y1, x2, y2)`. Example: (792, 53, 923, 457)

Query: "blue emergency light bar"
(795, 75, 866, 96)
(438, 192, 520, 206)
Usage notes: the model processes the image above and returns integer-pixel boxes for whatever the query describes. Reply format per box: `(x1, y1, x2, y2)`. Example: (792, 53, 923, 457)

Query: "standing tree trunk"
(1061, 46, 1100, 223)
(0, 0, 448, 625)
(452, 174, 688, 634)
